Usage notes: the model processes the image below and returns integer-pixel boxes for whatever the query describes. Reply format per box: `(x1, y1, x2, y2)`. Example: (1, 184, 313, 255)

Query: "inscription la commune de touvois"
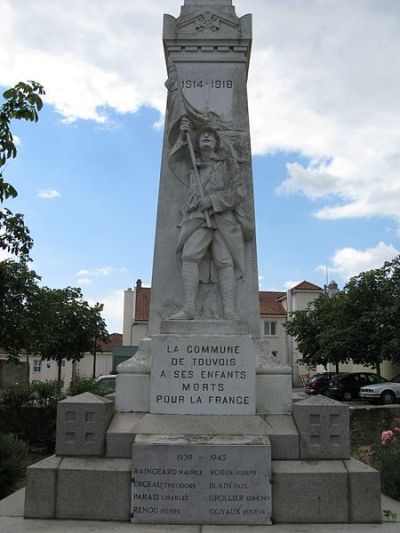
(150, 335, 256, 415)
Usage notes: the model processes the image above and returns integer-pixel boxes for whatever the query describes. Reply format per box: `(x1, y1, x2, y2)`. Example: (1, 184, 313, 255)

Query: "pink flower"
(394, 427, 400, 433)
(382, 430, 394, 441)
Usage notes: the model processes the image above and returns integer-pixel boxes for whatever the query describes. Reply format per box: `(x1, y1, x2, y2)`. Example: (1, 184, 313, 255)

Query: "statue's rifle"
(174, 65, 212, 228)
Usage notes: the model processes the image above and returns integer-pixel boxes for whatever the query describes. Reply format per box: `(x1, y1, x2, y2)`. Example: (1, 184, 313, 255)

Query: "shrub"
(68, 376, 112, 397)
(375, 427, 400, 501)
(0, 381, 63, 453)
(0, 434, 28, 499)
(31, 380, 64, 407)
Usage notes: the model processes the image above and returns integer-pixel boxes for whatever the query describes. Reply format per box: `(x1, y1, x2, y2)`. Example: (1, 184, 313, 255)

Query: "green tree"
(0, 81, 45, 259)
(286, 255, 400, 377)
(286, 294, 352, 373)
(32, 287, 109, 383)
(0, 259, 40, 361)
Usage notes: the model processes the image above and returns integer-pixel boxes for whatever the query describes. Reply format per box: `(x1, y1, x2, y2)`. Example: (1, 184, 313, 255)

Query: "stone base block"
(106, 413, 301, 460)
(345, 458, 382, 523)
(262, 415, 299, 459)
(132, 434, 272, 525)
(106, 413, 145, 457)
(56, 457, 131, 520)
(272, 459, 382, 523)
(293, 395, 350, 459)
(56, 392, 114, 456)
(256, 374, 292, 415)
(24, 455, 61, 518)
(115, 373, 150, 412)
(272, 460, 349, 523)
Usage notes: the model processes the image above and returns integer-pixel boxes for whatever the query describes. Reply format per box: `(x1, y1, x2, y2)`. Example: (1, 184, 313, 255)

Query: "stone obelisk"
(149, 0, 259, 338)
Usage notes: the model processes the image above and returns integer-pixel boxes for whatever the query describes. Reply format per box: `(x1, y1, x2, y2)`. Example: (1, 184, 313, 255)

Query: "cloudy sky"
(1, 0, 399, 332)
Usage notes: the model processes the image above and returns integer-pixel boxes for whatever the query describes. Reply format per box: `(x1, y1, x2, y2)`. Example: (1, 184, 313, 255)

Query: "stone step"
(105, 413, 299, 460)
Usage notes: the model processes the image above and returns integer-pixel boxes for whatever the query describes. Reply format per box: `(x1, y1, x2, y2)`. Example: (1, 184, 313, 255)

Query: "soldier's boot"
(169, 261, 199, 320)
(219, 265, 237, 320)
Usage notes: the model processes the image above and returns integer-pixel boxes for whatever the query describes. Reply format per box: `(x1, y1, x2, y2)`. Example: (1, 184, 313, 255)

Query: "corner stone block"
(345, 458, 382, 523)
(293, 394, 350, 459)
(56, 392, 114, 456)
(24, 455, 61, 518)
(56, 457, 131, 520)
(272, 460, 349, 523)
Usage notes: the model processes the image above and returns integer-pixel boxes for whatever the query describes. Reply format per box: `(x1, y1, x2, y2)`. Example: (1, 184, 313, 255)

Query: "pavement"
(0, 489, 399, 533)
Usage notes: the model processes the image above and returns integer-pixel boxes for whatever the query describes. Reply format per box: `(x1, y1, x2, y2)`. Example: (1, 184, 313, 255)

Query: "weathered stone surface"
(24, 455, 61, 518)
(56, 457, 131, 520)
(161, 320, 248, 336)
(56, 392, 114, 456)
(272, 460, 349, 523)
(345, 459, 382, 523)
(149, 0, 258, 338)
(151, 334, 256, 415)
(131, 436, 271, 525)
(293, 394, 350, 459)
(133, 413, 270, 436)
(106, 413, 145, 457)
(262, 415, 299, 459)
(115, 373, 150, 413)
(256, 374, 292, 415)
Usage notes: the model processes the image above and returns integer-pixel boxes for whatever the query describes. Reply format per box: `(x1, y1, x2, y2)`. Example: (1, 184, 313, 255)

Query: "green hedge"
(0, 434, 28, 499)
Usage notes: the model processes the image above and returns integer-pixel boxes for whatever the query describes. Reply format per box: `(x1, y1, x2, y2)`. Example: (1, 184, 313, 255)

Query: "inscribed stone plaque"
(150, 334, 256, 415)
(131, 436, 271, 525)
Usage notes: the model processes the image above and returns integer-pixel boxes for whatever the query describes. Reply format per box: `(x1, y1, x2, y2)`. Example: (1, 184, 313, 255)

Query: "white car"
(359, 375, 400, 404)
(95, 374, 116, 392)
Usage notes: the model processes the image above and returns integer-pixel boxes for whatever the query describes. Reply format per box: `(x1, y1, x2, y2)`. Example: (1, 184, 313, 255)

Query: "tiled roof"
(97, 333, 122, 352)
(134, 287, 287, 318)
(259, 291, 287, 316)
(135, 287, 151, 322)
(292, 281, 323, 291)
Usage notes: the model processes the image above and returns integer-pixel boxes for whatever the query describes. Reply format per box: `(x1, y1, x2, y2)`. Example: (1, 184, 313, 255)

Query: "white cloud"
(2, 1, 400, 226)
(76, 266, 127, 277)
(88, 289, 124, 333)
(77, 278, 93, 286)
(319, 241, 399, 281)
(283, 280, 301, 291)
(38, 189, 61, 199)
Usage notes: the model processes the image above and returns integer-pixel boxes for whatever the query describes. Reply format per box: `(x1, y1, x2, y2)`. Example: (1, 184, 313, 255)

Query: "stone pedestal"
(131, 434, 272, 525)
(151, 320, 256, 415)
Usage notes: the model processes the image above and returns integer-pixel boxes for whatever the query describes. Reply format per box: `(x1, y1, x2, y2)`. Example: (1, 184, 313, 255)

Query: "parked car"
(327, 372, 386, 401)
(359, 375, 400, 405)
(95, 374, 116, 392)
(305, 372, 340, 395)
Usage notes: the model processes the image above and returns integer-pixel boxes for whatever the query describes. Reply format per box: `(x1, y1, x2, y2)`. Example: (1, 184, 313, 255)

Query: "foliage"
(32, 286, 109, 382)
(0, 259, 41, 361)
(285, 255, 400, 374)
(31, 380, 65, 408)
(0, 261, 109, 378)
(0, 81, 45, 260)
(285, 293, 352, 371)
(0, 434, 28, 499)
(68, 375, 113, 397)
(0, 383, 33, 409)
(375, 428, 400, 500)
(0, 381, 63, 453)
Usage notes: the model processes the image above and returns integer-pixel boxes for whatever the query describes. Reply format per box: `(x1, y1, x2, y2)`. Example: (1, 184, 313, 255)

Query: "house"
(0, 333, 123, 389)
(122, 279, 328, 385)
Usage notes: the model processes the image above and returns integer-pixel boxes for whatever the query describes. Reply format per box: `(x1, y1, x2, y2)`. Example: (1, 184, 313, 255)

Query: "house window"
(62, 359, 66, 367)
(264, 321, 277, 336)
(33, 359, 42, 372)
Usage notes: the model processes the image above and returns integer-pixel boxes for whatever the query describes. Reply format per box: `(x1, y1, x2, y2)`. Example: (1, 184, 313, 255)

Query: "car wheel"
(342, 391, 352, 402)
(380, 390, 396, 405)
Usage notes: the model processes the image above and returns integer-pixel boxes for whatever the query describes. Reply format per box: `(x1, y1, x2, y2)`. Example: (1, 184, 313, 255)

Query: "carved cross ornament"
(195, 11, 220, 33)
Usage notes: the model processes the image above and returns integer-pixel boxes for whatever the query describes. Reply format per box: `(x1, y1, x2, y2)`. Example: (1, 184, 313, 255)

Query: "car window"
(99, 378, 115, 389)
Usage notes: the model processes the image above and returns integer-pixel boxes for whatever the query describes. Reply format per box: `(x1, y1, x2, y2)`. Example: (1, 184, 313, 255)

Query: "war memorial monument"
(24, 0, 382, 525)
